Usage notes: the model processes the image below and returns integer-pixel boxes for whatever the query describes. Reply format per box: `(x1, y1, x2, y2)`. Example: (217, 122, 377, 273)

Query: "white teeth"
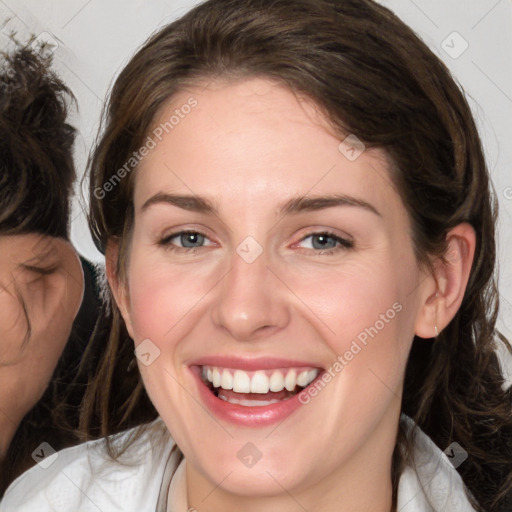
(250, 372, 269, 393)
(284, 369, 297, 391)
(212, 368, 221, 388)
(233, 370, 251, 393)
(202, 365, 320, 394)
(220, 369, 233, 390)
(308, 369, 318, 383)
(218, 393, 281, 406)
(269, 371, 285, 392)
(296, 370, 310, 387)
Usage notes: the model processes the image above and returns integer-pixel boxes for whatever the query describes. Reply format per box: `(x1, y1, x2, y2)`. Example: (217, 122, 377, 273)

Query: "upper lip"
(189, 355, 324, 371)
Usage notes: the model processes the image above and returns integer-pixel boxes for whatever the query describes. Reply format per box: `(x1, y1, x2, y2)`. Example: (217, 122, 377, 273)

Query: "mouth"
(200, 365, 320, 406)
(189, 359, 324, 426)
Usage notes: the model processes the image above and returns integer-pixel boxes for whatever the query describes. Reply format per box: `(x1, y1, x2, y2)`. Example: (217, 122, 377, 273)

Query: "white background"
(1, 1, 511, 375)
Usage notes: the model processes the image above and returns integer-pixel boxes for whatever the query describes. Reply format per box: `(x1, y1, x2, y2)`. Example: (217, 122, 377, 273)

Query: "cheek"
(0, 293, 27, 364)
(297, 258, 407, 337)
(288, 253, 417, 383)
(126, 249, 215, 342)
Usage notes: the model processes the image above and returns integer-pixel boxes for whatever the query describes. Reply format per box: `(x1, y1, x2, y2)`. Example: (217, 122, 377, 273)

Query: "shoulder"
(397, 414, 477, 512)
(0, 419, 176, 512)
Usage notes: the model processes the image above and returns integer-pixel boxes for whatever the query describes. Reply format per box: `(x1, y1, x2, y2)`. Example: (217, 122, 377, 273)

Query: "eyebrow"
(140, 192, 382, 217)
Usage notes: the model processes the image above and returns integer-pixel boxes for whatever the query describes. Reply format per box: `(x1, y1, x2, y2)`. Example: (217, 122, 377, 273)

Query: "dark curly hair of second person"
(0, 44, 75, 236)
(0, 42, 101, 496)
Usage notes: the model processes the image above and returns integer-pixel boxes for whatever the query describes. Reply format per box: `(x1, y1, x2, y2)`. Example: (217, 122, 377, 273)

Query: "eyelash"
(158, 230, 354, 254)
(21, 264, 58, 276)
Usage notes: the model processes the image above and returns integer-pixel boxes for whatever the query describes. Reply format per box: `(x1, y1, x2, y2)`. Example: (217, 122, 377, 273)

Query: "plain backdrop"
(1, 0, 511, 377)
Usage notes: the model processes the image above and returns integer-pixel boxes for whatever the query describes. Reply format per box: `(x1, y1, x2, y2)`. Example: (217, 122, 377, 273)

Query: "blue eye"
(158, 230, 352, 254)
(159, 231, 213, 251)
(298, 232, 353, 252)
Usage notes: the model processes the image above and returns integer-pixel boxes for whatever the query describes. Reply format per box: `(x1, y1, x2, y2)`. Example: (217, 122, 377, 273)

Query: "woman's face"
(114, 78, 434, 504)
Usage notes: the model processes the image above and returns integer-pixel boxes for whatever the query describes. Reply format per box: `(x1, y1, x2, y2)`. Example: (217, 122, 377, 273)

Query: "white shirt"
(0, 415, 477, 511)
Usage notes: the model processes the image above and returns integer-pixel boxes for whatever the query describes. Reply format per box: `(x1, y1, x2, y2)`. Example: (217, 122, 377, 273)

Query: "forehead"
(134, 77, 404, 221)
(0, 233, 58, 265)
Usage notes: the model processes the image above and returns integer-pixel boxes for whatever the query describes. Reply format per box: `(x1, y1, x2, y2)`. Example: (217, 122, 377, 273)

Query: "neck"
(0, 413, 17, 458)
(185, 411, 399, 512)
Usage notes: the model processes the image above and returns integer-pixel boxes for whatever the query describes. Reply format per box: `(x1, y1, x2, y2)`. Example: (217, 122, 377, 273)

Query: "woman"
(2, 0, 511, 510)
(0, 44, 101, 495)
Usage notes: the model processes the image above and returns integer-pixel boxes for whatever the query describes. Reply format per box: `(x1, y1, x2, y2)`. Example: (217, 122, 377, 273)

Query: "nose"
(210, 246, 290, 341)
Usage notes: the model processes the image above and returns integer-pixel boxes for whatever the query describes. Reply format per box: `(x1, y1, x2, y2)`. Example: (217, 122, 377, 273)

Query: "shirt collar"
(397, 414, 477, 511)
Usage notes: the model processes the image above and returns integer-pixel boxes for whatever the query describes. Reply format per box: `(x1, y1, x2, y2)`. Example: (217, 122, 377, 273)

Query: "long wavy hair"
(83, 1, 512, 510)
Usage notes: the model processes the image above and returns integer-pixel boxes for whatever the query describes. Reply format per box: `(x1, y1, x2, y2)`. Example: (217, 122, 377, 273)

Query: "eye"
(13, 264, 58, 289)
(296, 232, 353, 253)
(159, 230, 215, 251)
(158, 230, 351, 254)
(20, 264, 58, 276)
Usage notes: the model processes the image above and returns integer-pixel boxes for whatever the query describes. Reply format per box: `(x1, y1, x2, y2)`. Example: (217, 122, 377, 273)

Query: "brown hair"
(84, 1, 512, 510)
(0, 42, 79, 495)
(0, 43, 75, 239)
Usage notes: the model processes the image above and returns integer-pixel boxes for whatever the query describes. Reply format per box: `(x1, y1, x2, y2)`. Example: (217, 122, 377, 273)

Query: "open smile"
(189, 357, 324, 426)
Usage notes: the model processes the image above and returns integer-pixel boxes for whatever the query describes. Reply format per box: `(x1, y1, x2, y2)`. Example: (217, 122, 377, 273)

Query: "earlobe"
(105, 241, 134, 338)
(414, 223, 476, 339)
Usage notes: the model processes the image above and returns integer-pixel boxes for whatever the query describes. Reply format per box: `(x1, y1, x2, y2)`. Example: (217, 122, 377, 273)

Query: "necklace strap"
(156, 444, 184, 511)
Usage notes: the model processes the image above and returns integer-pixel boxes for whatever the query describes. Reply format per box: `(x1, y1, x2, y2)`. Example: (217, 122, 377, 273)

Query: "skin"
(108, 77, 476, 512)
(0, 234, 84, 455)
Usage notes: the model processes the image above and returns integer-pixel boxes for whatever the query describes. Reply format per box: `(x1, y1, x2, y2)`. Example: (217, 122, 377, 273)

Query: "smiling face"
(110, 77, 435, 509)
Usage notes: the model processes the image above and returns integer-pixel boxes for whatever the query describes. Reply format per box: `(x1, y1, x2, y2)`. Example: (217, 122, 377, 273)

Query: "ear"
(105, 240, 135, 338)
(414, 222, 476, 339)
(20, 237, 85, 339)
(52, 239, 85, 321)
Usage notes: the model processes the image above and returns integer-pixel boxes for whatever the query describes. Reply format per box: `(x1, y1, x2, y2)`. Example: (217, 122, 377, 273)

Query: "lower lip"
(190, 366, 322, 427)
